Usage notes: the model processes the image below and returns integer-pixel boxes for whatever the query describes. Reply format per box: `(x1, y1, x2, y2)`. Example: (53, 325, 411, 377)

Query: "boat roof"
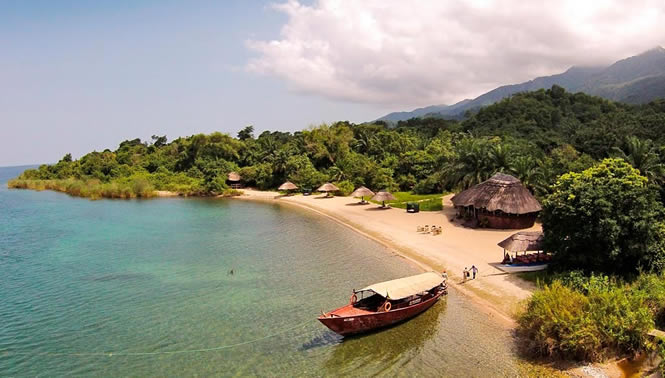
(359, 272, 444, 300)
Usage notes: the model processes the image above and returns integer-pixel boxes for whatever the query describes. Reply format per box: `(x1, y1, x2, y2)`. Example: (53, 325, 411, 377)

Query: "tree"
(60, 153, 73, 163)
(611, 136, 663, 184)
(542, 158, 665, 275)
(237, 125, 254, 141)
(151, 135, 168, 147)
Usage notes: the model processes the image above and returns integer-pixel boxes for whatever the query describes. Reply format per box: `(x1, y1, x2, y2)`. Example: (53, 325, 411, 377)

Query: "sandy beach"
(233, 189, 540, 324)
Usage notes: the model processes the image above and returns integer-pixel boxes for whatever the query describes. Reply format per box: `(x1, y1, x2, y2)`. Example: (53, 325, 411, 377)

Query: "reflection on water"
(322, 299, 445, 375)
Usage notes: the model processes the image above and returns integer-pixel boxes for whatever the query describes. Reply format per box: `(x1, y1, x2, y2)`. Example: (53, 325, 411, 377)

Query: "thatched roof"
(451, 173, 541, 214)
(498, 231, 544, 252)
(317, 183, 339, 192)
(371, 190, 396, 202)
(228, 172, 241, 181)
(350, 186, 375, 198)
(278, 181, 298, 191)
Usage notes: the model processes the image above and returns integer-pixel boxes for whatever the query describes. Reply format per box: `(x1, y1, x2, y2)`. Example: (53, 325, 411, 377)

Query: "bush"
(334, 180, 354, 196)
(518, 275, 656, 362)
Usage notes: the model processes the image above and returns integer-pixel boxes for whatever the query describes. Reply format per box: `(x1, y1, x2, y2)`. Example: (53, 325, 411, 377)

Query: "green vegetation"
(369, 192, 446, 211)
(517, 272, 665, 368)
(542, 158, 665, 275)
(10, 87, 665, 202)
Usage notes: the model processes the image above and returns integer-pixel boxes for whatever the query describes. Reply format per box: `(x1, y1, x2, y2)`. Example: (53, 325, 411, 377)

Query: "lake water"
(0, 166, 521, 376)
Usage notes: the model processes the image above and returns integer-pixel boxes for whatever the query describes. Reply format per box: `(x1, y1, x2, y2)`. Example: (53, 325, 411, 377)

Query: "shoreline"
(232, 189, 540, 329)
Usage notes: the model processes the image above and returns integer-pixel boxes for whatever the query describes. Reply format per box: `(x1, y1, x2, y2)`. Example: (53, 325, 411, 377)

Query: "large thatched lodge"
(451, 173, 542, 229)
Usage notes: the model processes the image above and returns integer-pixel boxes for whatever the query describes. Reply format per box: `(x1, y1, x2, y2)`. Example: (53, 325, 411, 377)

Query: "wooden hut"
(451, 173, 541, 229)
(227, 172, 242, 189)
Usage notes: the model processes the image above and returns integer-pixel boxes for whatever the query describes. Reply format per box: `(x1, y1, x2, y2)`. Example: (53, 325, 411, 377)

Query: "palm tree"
(611, 136, 664, 183)
(511, 156, 546, 195)
(444, 138, 494, 189)
(490, 144, 514, 173)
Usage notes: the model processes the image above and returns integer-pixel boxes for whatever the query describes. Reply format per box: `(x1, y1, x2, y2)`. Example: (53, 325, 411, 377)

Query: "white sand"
(235, 189, 539, 322)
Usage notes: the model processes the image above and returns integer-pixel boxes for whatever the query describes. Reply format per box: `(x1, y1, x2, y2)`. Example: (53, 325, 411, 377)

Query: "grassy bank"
(370, 192, 446, 211)
(8, 178, 156, 199)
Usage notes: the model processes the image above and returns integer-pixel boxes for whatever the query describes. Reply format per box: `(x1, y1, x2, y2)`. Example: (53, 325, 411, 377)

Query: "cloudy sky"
(2, 0, 664, 166)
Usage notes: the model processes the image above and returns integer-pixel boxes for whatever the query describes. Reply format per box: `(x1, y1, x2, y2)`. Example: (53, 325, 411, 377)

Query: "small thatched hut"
(498, 231, 544, 252)
(350, 186, 375, 204)
(278, 181, 298, 195)
(227, 172, 242, 189)
(371, 190, 396, 208)
(317, 183, 339, 197)
(451, 173, 541, 229)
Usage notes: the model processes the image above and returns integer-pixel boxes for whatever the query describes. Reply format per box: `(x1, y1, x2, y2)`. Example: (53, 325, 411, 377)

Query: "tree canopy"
(542, 158, 665, 274)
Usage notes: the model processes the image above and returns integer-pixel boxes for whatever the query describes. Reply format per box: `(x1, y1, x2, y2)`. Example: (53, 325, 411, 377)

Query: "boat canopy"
(359, 272, 443, 300)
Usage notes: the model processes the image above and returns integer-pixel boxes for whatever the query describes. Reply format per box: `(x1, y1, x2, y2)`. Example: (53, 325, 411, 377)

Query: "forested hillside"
(10, 86, 665, 201)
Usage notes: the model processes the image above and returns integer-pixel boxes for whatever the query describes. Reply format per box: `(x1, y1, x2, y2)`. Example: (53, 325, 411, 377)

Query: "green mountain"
(379, 46, 665, 121)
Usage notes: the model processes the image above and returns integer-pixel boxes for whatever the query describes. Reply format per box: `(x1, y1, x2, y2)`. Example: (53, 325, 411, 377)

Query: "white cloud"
(246, 0, 665, 106)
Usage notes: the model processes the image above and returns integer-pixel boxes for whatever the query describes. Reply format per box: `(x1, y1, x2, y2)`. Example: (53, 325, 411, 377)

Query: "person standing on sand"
(463, 267, 469, 281)
(471, 265, 478, 279)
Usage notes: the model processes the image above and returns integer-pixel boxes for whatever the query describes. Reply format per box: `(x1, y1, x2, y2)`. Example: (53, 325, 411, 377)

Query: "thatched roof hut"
(350, 186, 375, 204)
(278, 181, 298, 191)
(451, 173, 541, 229)
(227, 172, 241, 182)
(227, 172, 242, 189)
(317, 183, 339, 192)
(498, 231, 543, 252)
(350, 186, 375, 198)
(371, 190, 396, 208)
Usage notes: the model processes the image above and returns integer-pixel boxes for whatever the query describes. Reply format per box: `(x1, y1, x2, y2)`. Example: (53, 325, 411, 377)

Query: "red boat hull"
(318, 289, 445, 336)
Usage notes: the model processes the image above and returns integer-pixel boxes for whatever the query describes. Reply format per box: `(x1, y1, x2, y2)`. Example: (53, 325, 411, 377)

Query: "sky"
(2, 0, 665, 166)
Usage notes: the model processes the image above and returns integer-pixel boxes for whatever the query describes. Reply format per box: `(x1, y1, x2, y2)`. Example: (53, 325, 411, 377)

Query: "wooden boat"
(495, 262, 548, 273)
(318, 271, 448, 336)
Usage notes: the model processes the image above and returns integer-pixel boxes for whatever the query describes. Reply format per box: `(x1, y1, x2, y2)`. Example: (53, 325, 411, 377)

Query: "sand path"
(235, 189, 539, 323)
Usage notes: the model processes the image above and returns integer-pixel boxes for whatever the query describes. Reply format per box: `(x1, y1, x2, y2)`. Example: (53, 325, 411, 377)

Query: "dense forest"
(10, 86, 665, 202)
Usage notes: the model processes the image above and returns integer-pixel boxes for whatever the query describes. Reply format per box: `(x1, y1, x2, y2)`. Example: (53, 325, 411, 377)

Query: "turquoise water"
(0, 166, 520, 376)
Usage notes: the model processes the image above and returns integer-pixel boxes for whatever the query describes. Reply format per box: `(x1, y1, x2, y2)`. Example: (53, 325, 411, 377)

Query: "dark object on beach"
(302, 188, 312, 196)
(318, 272, 448, 336)
(451, 173, 541, 229)
(406, 202, 420, 213)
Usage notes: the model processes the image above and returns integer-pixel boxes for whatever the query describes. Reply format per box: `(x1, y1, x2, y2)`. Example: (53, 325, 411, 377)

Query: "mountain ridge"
(378, 46, 665, 122)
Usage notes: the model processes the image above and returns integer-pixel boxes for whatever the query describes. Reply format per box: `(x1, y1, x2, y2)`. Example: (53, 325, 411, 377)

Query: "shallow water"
(0, 166, 520, 376)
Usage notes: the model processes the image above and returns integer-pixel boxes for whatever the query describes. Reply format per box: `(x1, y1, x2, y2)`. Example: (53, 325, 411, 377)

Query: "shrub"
(334, 180, 354, 196)
(518, 276, 655, 362)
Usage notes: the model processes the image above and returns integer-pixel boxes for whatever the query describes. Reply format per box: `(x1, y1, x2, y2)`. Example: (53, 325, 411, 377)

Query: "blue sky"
(0, 1, 393, 166)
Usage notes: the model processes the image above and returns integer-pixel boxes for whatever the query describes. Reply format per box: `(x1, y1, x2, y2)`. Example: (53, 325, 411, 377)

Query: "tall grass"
(8, 178, 155, 199)
(369, 191, 447, 211)
(517, 273, 665, 363)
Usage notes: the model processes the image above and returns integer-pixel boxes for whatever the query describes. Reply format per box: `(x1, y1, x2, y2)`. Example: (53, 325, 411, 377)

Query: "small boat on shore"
(318, 271, 448, 336)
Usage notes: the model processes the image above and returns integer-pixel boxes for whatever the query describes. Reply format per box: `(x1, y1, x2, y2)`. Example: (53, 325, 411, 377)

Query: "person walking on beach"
(471, 265, 478, 279)
(463, 267, 469, 281)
